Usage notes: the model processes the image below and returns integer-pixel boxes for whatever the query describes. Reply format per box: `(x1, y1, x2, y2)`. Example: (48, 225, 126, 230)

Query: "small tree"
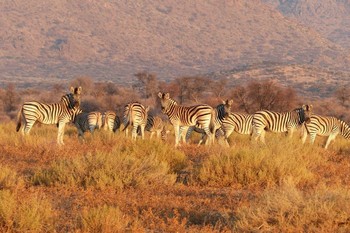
(2, 84, 21, 113)
(134, 72, 159, 99)
(335, 86, 350, 107)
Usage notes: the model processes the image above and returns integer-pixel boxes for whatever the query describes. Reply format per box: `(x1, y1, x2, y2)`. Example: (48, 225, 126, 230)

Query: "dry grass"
(1, 122, 350, 232)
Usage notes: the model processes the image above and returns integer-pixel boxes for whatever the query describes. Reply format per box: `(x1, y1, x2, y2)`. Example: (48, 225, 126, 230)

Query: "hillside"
(1, 0, 350, 88)
(263, 0, 350, 49)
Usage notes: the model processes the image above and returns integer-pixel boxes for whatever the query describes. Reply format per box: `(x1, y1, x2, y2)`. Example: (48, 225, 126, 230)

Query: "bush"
(0, 190, 53, 232)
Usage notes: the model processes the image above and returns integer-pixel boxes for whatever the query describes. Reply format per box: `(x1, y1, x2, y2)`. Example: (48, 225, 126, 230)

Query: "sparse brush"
(32, 140, 186, 190)
(234, 180, 350, 232)
(0, 164, 23, 190)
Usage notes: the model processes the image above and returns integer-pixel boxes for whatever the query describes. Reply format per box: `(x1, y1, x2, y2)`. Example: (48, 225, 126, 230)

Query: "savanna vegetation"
(1, 74, 350, 232)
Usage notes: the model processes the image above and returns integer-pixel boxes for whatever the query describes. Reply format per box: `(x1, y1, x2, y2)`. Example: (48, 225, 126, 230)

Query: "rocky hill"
(0, 0, 349, 89)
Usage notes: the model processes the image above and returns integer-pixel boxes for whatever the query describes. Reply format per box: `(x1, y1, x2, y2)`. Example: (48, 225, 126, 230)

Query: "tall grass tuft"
(234, 180, 350, 232)
(79, 205, 129, 233)
(198, 135, 324, 188)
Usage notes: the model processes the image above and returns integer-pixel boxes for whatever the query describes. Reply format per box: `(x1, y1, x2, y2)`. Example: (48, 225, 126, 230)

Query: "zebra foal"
(302, 115, 350, 149)
(16, 86, 82, 145)
(158, 92, 214, 147)
(251, 105, 312, 143)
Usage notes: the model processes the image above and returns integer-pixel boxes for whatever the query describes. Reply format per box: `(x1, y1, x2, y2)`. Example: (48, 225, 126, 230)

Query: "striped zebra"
(73, 111, 103, 142)
(122, 102, 149, 140)
(251, 105, 313, 143)
(185, 99, 233, 145)
(102, 111, 121, 133)
(158, 92, 214, 147)
(302, 115, 350, 149)
(16, 86, 82, 145)
(221, 112, 254, 146)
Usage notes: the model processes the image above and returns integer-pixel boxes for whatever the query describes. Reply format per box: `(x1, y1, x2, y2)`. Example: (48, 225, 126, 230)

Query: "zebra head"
(69, 86, 82, 109)
(221, 99, 234, 118)
(300, 104, 313, 124)
(158, 92, 176, 114)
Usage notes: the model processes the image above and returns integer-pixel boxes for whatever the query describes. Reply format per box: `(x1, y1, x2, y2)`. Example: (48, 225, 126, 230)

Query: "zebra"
(122, 102, 149, 140)
(221, 112, 254, 146)
(102, 111, 121, 133)
(73, 111, 103, 142)
(16, 86, 82, 145)
(184, 99, 233, 145)
(158, 92, 214, 147)
(302, 115, 350, 149)
(251, 104, 313, 143)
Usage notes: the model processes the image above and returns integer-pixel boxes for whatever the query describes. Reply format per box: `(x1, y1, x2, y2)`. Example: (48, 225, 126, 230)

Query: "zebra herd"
(14, 87, 350, 149)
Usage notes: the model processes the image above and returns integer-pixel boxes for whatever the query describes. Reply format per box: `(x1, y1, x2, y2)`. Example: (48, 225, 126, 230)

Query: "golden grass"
(1, 122, 350, 232)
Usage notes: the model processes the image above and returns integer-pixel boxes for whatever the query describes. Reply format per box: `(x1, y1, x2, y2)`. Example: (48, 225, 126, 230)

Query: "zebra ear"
(164, 93, 170, 99)
(145, 106, 150, 112)
(70, 86, 75, 93)
(77, 86, 82, 94)
(228, 99, 234, 105)
(158, 92, 163, 98)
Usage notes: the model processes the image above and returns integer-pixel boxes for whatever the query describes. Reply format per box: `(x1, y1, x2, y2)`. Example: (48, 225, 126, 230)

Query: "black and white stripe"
(158, 92, 214, 146)
(16, 86, 82, 145)
(302, 114, 350, 149)
(122, 102, 149, 140)
(221, 112, 254, 146)
(102, 111, 121, 133)
(74, 111, 103, 142)
(251, 105, 312, 143)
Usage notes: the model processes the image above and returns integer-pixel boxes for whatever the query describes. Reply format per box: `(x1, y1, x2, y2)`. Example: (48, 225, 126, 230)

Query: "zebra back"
(157, 92, 213, 127)
(305, 115, 350, 139)
(222, 112, 253, 135)
(252, 105, 312, 133)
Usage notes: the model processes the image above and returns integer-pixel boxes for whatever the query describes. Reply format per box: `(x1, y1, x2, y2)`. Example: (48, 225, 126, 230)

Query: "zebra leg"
(325, 133, 338, 149)
(223, 127, 234, 147)
(260, 130, 266, 144)
(301, 128, 308, 144)
(23, 118, 36, 135)
(203, 127, 213, 146)
(184, 126, 194, 144)
(57, 122, 66, 145)
(150, 131, 155, 140)
(140, 125, 146, 140)
(78, 129, 85, 143)
(156, 130, 161, 139)
(174, 124, 181, 147)
(180, 126, 188, 143)
(131, 124, 138, 140)
(310, 133, 317, 145)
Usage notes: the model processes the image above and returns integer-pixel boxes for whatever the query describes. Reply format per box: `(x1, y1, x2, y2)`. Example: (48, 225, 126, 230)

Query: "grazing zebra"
(73, 111, 103, 142)
(16, 86, 82, 145)
(302, 115, 350, 149)
(122, 102, 149, 140)
(251, 105, 313, 143)
(143, 115, 168, 140)
(102, 111, 121, 133)
(158, 92, 214, 147)
(221, 112, 254, 146)
(185, 99, 233, 145)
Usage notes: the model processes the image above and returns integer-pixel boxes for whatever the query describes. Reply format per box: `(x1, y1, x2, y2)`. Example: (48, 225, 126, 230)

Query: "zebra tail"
(122, 108, 133, 132)
(16, 107, 22, 132)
